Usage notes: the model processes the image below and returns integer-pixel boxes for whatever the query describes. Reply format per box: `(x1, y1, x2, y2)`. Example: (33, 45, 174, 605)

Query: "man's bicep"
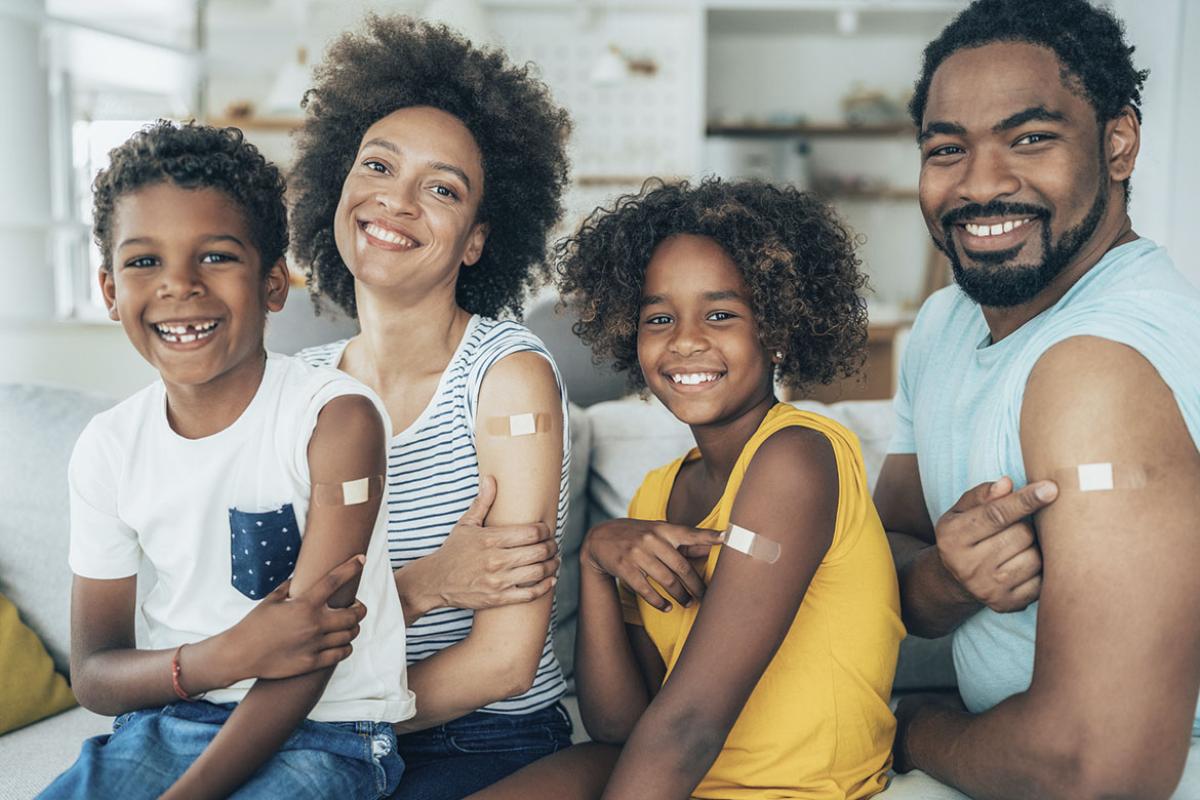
(1022, 337, 1200, 758)
(875, 453, 934, 542)
(294, 394, 387, 604)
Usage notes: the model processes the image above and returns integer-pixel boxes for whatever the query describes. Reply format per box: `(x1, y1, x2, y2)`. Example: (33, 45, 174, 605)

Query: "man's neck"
(982, 212, 1137, 343)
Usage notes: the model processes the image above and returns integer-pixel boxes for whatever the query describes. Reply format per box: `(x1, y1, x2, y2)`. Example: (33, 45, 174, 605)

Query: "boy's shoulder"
(266, 352, 391, 441)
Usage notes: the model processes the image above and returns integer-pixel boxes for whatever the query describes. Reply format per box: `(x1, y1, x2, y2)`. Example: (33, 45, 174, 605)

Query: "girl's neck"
(688, 390, 778, 487)
(348, 282, 473, 391)
(163, 349, 267, 439)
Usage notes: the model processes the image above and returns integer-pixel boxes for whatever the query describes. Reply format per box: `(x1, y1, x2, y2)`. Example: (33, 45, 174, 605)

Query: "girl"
(478, 179, 904, 799)
(290, 16, 574, 799)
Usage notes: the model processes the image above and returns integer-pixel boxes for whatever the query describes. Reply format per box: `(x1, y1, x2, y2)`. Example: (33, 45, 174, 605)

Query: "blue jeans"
(38, 701, 404, 800)
(389, 702, 573, 800)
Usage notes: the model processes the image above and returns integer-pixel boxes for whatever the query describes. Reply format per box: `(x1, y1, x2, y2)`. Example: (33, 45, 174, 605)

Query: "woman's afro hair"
(92, 120, 288, 272)
(909, 0, 1148, 128)
(556, 178, 869, 394)
(289, 15, 572, 320)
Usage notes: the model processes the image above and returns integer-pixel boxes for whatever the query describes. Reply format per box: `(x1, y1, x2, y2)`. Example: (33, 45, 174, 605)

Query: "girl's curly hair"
(556, 178, 869, 394)
(289, 15, 572, 320)
(93, 120, 287, 272)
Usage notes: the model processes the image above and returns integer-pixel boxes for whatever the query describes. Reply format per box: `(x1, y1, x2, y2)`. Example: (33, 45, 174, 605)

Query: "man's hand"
(582, 518, 724, 611)
(223, 555, 368, 682)
(404, 475, 560, 614)
(934, 477, 1056, 613)
(892, 692, 967, 774)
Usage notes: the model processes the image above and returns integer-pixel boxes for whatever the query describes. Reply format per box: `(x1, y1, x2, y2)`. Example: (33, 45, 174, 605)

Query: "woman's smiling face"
(334, 105, 489, 301)
(637, 234, 775, 427)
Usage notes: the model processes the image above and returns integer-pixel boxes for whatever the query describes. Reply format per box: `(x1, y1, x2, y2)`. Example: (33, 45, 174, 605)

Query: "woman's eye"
(363, 159, 388, 174)
(432, 185, 459, 200)
(200, 252, 237, 265)
(125, 256, 158, 268)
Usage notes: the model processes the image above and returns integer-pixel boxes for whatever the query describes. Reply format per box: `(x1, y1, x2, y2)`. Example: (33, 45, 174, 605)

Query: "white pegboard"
(490, 4, 704, 230)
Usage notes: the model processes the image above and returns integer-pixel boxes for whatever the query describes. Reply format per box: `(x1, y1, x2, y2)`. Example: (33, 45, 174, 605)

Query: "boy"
(40, 121, 412, 799)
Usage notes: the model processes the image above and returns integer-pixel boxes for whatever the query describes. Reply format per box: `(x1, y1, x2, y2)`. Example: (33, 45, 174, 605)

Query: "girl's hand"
(582, 519, 724, 611)
(225, 555, 368, 681)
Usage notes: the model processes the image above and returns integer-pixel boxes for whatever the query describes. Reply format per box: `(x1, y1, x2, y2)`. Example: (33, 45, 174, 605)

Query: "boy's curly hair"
(92, 120, 288, 272)
(290, 15, 572, 320)
(910, 0, 1148, 129)
(556, 179, 868, 394)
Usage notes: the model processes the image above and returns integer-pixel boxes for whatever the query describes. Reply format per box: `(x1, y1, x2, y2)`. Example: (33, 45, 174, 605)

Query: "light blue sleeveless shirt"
(889, 238, 1200, 734)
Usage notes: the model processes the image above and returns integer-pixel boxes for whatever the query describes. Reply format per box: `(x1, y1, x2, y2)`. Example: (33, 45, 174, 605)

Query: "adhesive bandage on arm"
(1048, 463, 1152, 492)
(720, 524, 782, 564)
(483, 412, 553, 438)
(312, 475, 385, 507)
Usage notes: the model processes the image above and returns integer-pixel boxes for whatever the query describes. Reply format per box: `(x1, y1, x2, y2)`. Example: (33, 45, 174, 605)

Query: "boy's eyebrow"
(641, 293, 666, 307)
(360, 138, 473, 190)
(704, 290, 744, 302)
(116, 236, 155, 249)
(116, 234, 247, 249)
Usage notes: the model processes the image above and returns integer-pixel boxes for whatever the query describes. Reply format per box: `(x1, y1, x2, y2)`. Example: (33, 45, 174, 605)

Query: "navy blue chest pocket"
(229, 504, 301, 600)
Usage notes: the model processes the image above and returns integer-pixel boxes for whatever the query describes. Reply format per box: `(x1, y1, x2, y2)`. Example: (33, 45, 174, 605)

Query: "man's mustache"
(940, 200, 1050, 230)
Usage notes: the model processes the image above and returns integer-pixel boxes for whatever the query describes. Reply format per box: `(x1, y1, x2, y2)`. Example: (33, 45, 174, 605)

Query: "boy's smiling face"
(100, 182, 287, 393)
(638, 234, 775, 427)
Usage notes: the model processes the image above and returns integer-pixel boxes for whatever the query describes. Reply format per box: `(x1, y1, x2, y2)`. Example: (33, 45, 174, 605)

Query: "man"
(878, 1, 1200, 798)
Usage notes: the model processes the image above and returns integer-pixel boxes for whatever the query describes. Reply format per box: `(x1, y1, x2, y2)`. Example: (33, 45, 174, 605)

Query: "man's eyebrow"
(917, 120, 967, 143)
(428, 161, 472, 191)
(993, 106, 1067, 132)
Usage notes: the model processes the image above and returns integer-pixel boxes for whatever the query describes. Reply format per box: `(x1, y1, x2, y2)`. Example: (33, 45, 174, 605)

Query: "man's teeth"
(670, 373, 720, 386)
(964, 218, 1030, 237)
(154, 320, 218, 343)
(364, 223, 416, 247)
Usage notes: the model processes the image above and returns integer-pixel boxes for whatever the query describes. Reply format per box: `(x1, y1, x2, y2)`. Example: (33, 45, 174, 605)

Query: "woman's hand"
(397, 475, 561, 618)
(582, 518, 723, 611)
(223, 555, 368, 682)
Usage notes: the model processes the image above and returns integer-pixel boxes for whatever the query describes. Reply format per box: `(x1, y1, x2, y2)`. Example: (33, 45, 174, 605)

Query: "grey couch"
(1, 383, 966, 798)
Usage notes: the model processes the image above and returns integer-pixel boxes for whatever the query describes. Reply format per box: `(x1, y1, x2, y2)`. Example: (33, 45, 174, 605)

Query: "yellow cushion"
(0, 591, 76, 734)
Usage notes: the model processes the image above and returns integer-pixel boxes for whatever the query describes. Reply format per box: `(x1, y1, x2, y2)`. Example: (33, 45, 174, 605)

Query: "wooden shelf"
(706, 122, 915, 138)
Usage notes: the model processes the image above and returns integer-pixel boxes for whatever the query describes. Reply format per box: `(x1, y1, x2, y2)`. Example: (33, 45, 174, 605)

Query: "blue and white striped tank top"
(299, 315, 569, 714)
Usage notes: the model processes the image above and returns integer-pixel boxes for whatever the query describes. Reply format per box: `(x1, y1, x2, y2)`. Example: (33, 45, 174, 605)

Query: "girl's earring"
(773, 350, 784, 364)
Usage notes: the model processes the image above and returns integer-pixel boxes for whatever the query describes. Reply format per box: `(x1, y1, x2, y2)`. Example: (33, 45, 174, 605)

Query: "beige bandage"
(483, 412, 552, 438)
(1047, 463, 1151, 492)
(312, 475, 385, 507)
(720, 524, 781, 564)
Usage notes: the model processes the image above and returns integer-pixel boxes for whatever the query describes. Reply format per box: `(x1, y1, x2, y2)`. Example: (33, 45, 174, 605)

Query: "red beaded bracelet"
(171, 643, 204, 702)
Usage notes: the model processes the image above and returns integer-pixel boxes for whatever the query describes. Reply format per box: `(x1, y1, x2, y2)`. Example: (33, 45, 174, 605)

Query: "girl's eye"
(708, 311, 735, 322)
(644, 314, 672, 326)
(432, 185, 459, 200)
(200, 252, 237, 265)
(363, 159, 388, 174)
(125, 256, 158, 268)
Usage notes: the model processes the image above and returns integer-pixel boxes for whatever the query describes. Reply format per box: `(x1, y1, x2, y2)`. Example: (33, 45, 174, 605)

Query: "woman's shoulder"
(295, 338, 351, 369)
(465, 317, 556, 363)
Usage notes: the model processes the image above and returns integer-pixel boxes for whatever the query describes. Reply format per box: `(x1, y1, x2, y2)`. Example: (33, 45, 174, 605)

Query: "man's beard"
(937, 181, 1108, 308)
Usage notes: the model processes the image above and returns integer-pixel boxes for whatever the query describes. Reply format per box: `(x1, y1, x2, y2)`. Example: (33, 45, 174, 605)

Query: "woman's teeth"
(154, 320, 218, 343)
(364, 222, 416, 247)
(964, 218, 1030, 237)
(671, 372, 720, 385)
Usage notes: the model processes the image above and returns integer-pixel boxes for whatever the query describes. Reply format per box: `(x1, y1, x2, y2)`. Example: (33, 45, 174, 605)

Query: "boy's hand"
(582, 518, 724, 611)
(225, 555, 368, 681)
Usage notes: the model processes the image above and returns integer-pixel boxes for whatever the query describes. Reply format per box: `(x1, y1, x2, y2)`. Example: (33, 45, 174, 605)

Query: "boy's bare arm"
(897, 337, 1200, 799)
(162, 394, 387, 800)
(394, 353, 563, 732)
(601, 427, 838, 800)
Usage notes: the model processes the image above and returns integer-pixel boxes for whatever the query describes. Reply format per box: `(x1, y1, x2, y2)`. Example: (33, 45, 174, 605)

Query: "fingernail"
(1035, 482, 1057, 501)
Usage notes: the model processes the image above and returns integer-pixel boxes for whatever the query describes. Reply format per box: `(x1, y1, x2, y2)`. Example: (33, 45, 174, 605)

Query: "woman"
(290, 15, 574, 800)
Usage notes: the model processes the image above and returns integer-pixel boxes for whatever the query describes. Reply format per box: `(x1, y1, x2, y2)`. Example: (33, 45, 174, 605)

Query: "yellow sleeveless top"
(621, 403, 903, 799)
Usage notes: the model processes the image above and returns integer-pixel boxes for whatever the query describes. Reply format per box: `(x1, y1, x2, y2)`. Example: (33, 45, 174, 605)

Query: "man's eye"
(125, 256, 158, 268)
(200, 253, 237, 264)
(926, 144, 963, 159)
(1016, 133, 1054, 146)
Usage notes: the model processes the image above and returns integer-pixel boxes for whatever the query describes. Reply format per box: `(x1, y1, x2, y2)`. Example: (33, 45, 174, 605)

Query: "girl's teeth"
(672, 373, 718, 385)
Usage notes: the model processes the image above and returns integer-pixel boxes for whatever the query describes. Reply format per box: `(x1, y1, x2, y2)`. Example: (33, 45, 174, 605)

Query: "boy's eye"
(708, 311, 736, 322)
(125, 256, 159, 268)
(200, 252, 238, 265)
(644, 314, 672, 325)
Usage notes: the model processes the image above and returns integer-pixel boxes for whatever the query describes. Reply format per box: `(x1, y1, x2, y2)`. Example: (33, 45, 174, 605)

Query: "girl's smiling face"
(638, 234, 776, 427)
(334, 105, 489, 302)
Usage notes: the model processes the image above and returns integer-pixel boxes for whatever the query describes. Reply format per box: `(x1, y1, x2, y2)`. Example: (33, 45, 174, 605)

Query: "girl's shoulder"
(742, 403, 864, 469)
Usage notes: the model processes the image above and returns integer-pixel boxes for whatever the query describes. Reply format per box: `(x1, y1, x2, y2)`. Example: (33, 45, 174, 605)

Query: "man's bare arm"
(897, 337, 1200, 799)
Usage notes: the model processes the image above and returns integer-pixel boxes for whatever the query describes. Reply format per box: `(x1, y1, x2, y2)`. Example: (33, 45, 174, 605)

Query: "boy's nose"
(157, 262, 205, 300)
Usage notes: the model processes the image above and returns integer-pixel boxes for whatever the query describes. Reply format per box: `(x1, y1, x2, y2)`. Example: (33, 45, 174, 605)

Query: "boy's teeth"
(364, 223, 415, 247)
(671, 372, 719, 385)
(964, 218, 1029, 237)
(154, 320, 218, 343)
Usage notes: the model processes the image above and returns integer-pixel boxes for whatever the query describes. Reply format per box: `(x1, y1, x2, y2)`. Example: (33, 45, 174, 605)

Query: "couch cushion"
(0, 591, 76, 734)
(0, 705, 112, 799)
(0, 384, 117, 673)
(551, 405, 591, 681)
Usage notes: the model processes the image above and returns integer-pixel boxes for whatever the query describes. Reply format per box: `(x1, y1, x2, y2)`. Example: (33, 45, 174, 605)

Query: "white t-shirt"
(68, 352, 415, 724)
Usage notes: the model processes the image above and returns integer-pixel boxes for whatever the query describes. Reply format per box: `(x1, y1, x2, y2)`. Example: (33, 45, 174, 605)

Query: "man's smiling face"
(918, 41, 1115, 308)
